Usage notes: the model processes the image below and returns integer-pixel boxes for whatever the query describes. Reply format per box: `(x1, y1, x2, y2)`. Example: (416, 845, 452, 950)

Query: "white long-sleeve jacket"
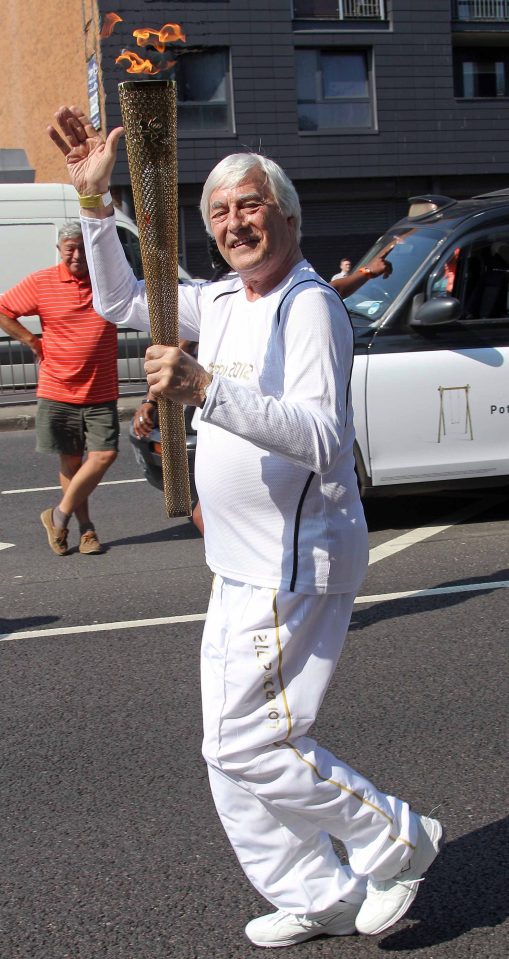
(83, 215, 368, 594)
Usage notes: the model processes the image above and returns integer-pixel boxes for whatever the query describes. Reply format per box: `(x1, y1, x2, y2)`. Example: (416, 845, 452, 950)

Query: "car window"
(456, 236, 509, 322)
(116, 224, 194, 284)
(116, 225, 144, 279)
(430, 246, 462, 299)
(343, 227, 441, 326)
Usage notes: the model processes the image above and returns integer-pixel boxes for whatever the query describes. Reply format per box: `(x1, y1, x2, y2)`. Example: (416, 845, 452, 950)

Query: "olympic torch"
(118, 79, 191, 518)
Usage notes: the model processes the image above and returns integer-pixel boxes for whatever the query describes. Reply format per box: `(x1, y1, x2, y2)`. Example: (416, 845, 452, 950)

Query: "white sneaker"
(245, 900, 360, 948)
(355, 814, 444, 936)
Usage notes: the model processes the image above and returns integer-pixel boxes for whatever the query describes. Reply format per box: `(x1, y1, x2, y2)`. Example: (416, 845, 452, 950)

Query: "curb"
(0, 396, 143, 432)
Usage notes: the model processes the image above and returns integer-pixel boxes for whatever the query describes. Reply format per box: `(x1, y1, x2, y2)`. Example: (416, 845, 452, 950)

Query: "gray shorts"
(36, 399, 119, 456)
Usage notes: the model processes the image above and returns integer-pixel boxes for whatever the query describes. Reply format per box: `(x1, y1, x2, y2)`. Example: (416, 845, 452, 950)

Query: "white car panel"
(365, 348, 509, 485)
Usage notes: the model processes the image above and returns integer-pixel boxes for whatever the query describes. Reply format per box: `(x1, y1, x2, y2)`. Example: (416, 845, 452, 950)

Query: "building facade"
(4, 1, 509, 278)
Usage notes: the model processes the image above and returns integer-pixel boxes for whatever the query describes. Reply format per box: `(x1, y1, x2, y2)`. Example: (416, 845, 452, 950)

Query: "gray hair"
(58, 220, 83, 243)
(200, 153, 302, 242)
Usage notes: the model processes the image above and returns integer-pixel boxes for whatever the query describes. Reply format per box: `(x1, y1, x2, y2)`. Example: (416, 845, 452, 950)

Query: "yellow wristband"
(78, 190, 112, 209)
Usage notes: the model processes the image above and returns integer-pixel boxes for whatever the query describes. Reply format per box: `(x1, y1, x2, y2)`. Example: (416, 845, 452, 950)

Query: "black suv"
(343, 189, 509, 494)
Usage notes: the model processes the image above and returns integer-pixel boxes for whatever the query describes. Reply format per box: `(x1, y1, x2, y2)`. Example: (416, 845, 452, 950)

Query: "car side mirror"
(411, 295, 461, 328)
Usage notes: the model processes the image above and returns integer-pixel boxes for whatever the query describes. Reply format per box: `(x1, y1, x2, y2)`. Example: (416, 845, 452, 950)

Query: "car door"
(364, 230, 509, 488)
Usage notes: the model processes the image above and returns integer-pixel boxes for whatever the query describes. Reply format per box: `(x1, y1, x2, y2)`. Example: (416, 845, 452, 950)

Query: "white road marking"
(2, 579, 508, 643)
(355, 580, 509, 605)
(2, 486, 506, 643)
(368, 494, 508, 566)
(0, 613, 207, 643)
(1, 478, 146, 495)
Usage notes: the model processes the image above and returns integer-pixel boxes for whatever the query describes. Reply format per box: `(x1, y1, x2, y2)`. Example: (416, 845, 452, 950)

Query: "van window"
(0, 224, 58, 290)
(116, 225, 144, 279)
(343, 227, 440, 326)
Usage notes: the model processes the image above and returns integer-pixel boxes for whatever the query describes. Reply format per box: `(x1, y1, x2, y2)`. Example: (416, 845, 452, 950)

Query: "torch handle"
(119, 80, 191, 517)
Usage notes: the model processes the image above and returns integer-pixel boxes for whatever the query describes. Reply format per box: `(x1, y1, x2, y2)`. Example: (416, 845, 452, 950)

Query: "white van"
(0, 183, 192, 391)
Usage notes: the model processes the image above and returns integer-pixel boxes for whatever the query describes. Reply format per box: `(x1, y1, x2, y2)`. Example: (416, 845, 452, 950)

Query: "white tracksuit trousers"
(201, 575, 417, 914)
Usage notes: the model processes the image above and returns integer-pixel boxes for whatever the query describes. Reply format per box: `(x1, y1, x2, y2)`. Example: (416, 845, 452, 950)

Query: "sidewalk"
(0, 394, 143, 431)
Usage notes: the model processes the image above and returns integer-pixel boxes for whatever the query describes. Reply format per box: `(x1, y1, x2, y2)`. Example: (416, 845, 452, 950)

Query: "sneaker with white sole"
(355, 813, 444, 936)
(245, 900, 360, 948)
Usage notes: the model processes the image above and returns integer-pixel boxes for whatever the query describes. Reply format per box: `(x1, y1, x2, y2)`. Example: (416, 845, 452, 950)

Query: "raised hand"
(47, 106, 124, 197)
(366, 242, 395, 280)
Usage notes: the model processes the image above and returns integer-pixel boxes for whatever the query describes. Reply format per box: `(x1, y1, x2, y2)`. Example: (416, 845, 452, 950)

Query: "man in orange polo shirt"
(0, 221, 119, 555)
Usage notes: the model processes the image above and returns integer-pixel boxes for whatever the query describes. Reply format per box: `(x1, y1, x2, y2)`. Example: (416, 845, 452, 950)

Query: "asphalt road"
(0, 425, 507, 959)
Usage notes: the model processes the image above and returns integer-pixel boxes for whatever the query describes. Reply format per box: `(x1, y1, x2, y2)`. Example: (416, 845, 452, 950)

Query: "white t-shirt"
(83, 215, 368, 594)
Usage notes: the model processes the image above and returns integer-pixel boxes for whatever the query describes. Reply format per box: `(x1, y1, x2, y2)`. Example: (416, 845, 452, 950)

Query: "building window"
(293, 1, 385, 20)
(296, 49, 374, 131)
(454, 47, 509, 97)
(453, 1, 509, 22)
(175, 48, 233, 132)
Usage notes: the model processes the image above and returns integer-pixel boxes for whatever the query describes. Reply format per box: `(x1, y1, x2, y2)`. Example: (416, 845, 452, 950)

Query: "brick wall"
(0, 0, 93, 182)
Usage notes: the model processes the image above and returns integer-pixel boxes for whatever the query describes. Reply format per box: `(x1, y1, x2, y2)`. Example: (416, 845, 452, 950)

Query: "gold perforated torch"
(118, 79, 191, 517)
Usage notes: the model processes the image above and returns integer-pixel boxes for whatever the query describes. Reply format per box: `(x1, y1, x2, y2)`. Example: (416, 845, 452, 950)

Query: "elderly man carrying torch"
(48, 106, 443, 949)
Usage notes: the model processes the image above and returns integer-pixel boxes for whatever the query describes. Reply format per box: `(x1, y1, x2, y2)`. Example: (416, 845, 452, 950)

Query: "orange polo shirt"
(0, 262, 118, 404)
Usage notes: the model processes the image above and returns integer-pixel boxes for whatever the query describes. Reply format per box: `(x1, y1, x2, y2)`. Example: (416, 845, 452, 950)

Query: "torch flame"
(158, 23, 186, 43)
(115, 21, 185, 75)
(133, 23, 186, 54)
(115, 51, 163, 75)
(100, 12, 123, 39)
(133, 28, 166, 55)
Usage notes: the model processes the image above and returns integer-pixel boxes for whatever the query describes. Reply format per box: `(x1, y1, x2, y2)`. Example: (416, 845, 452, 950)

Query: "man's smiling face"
(209, 172, 297, 284)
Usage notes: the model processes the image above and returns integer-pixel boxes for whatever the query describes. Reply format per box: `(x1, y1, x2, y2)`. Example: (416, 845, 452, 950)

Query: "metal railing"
(453, 0, 509, 19)
(343, 0, 384, 17)
(0, 329, 148, 399)
(293, 1, 385, 20)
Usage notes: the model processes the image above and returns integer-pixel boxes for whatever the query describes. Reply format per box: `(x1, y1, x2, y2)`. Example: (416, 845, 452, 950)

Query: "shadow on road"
(0, 615, 59, 635)
(364, 491, 508, 533)
(105, 519, 202, 548)
(379, 816, 508, 950)
(350, 569, 509, 630)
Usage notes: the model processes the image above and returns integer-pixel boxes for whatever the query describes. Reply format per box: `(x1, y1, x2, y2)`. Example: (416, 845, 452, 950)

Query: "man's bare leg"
(57, 450, 117, 525)
(56, 453, 86, 527)
(42, 450, 117, 555)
